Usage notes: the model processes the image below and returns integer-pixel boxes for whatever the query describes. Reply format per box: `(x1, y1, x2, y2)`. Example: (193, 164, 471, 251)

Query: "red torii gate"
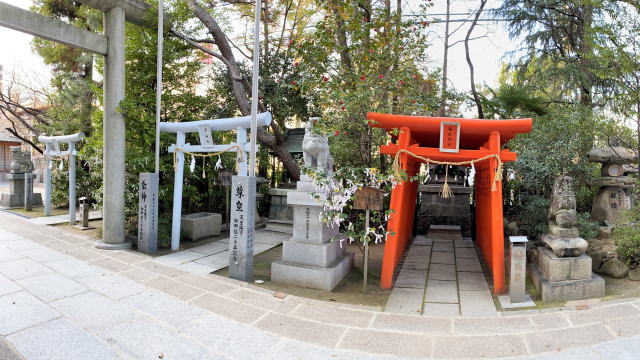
(368, 113, 532, 293)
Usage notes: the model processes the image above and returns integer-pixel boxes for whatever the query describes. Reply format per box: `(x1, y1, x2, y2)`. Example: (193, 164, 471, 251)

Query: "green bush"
(614, 207, 640, 268)
(577, 212, 599, 241)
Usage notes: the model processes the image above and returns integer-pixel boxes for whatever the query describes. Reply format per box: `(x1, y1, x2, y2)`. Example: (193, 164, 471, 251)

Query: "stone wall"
(416, 184, 472, 236)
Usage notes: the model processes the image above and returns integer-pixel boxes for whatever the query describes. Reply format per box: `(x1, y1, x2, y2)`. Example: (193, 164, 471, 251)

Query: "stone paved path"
(1, 212, 640, 359)
(385, 226, 496, 317)
(154, 230, 288, 274)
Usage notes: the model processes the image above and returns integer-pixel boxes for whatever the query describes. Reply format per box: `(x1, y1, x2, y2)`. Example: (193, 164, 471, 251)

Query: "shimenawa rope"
(391, 149, 503, 198)
(172, 144, 243, 178)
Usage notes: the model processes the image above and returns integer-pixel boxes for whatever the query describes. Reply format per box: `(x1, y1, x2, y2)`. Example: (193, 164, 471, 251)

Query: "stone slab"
(458, 271, 489, 291)
(16, 272, 86, 302)
(425, 280, 458, 303)
(51, 291, 136, 335)
(187, 241, 229, 255)
(0, 274, 21, 296)
(0, 258, 51, 280)
(456, 257, 482, 272)
(428, 263, 456, 281)
(395, 268, 428, 288)
(384, 287, 424, 314)
(256, 312, 346, 348)
(104, 317, 209, 360)
(459, 290, 498, 317)
(271, 253, 352, 291)
(430, 251, 455, 265)
(537, 247, 591, 282)
(338, 328, 432, 358)
(413, 235, 433, 246)
(7, 318, 118, 360)
(0, 291, 60, 335)
(122, 290, 205, 328)
(529, 264, 605, 303)
(181, 314, 279, 360)
(498, 295, 536, 309)
(423, 302, 460, 316)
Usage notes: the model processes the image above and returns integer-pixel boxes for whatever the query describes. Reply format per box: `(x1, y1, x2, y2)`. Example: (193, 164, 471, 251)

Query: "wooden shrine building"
(368, 113, 532, 293)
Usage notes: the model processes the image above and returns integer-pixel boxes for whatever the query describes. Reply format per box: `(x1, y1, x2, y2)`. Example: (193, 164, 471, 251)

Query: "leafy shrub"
(577, 212, 599, 240)
(614, 207, 640, 268)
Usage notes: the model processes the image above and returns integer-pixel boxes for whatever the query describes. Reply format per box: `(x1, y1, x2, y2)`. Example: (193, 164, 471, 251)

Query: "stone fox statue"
(302, 119, 333, 174)
(548, 175, 577, 228)
(9, 146, 34, 173)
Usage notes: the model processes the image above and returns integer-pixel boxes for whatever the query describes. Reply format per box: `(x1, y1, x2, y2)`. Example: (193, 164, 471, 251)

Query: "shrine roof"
(367, 112, 532, 149)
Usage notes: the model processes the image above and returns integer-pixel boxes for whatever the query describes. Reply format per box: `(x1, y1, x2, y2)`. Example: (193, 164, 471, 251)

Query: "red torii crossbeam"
(368, 113, 532, 293)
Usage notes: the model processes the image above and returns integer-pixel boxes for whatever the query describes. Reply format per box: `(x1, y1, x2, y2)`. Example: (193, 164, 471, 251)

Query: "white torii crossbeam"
(159, 112, 272, 250)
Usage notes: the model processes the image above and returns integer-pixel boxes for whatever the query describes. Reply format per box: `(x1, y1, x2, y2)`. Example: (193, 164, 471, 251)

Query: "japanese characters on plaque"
(439, 121, 461, 153)
(138, 173, 158, 253)
(229, 175, 256, 282)
(608, 188, 630, 211)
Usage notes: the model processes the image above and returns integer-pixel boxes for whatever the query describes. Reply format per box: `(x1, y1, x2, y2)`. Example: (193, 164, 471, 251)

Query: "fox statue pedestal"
(271, 176, 352, 291)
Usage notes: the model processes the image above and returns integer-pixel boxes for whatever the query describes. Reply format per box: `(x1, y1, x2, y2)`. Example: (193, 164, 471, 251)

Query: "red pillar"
(380, 127, 418, 289)
(487, 131, 505, 294)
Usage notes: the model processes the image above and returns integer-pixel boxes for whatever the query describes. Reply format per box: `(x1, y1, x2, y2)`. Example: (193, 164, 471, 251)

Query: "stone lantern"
(588, 147, 637, 237)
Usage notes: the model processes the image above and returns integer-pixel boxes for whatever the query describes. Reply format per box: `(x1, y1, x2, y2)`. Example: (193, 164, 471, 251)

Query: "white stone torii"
(159, 112, 272, 251)
(38, 133, 85, 224)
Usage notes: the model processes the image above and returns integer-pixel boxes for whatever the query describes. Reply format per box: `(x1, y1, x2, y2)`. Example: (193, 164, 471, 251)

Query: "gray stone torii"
(0, 0, 151, 250)
(38, 132, 85, 225)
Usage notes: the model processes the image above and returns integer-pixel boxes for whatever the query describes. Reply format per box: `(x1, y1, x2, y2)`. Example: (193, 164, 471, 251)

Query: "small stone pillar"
(24, 170, 33, 211)
(271, 175, 353, 291)
(76, 197, 95, 230)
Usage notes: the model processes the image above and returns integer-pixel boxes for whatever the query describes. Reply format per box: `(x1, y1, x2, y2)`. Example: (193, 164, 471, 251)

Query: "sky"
(0, 0, 518, 102)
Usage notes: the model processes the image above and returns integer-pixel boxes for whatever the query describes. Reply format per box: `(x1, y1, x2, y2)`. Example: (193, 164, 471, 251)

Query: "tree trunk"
(187, 0, 300, 181)
(465, 0, 487, 119)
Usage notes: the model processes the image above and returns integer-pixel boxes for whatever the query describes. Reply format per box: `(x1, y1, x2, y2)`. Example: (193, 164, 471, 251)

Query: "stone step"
(265, 223, 293, 234)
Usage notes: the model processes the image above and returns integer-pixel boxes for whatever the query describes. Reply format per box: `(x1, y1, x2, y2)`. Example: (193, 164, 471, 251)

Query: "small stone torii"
(159, 112, 272, 251)
(38, 132, 85, 225)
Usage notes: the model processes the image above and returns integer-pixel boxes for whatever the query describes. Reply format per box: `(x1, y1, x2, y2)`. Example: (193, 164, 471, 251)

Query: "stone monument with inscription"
(529, 175, 605, 302)
(0, 146, 42, 208)
(588, 147, 636, 236)
(271, 128, 352, 291)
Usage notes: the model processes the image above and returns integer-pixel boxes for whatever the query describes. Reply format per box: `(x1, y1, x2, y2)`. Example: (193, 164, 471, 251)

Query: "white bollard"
(170, 131, 186, 250)
(68, 142, 77, 225)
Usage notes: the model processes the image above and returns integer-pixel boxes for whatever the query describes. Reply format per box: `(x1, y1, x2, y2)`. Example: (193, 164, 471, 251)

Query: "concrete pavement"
(1, 211, 640, 359)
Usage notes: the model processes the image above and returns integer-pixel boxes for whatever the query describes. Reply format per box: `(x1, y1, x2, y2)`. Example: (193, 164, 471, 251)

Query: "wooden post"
(354, 186, 384, 294)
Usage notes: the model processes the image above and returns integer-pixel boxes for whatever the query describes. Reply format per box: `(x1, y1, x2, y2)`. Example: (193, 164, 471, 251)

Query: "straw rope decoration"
(172, 145, 244, 178)
(391, 149, 503, 198)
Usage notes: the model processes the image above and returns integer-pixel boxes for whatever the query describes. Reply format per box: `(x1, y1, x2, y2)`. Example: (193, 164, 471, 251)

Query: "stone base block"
(271, 254, 353, 291)
(181, 212, 222, 241)
(0, 193, 43, 208)
(529, 264, 605, 303)
(94, 240, 133, 250)
(281, 237, 346, 267)
(537, 247, 591, 282)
